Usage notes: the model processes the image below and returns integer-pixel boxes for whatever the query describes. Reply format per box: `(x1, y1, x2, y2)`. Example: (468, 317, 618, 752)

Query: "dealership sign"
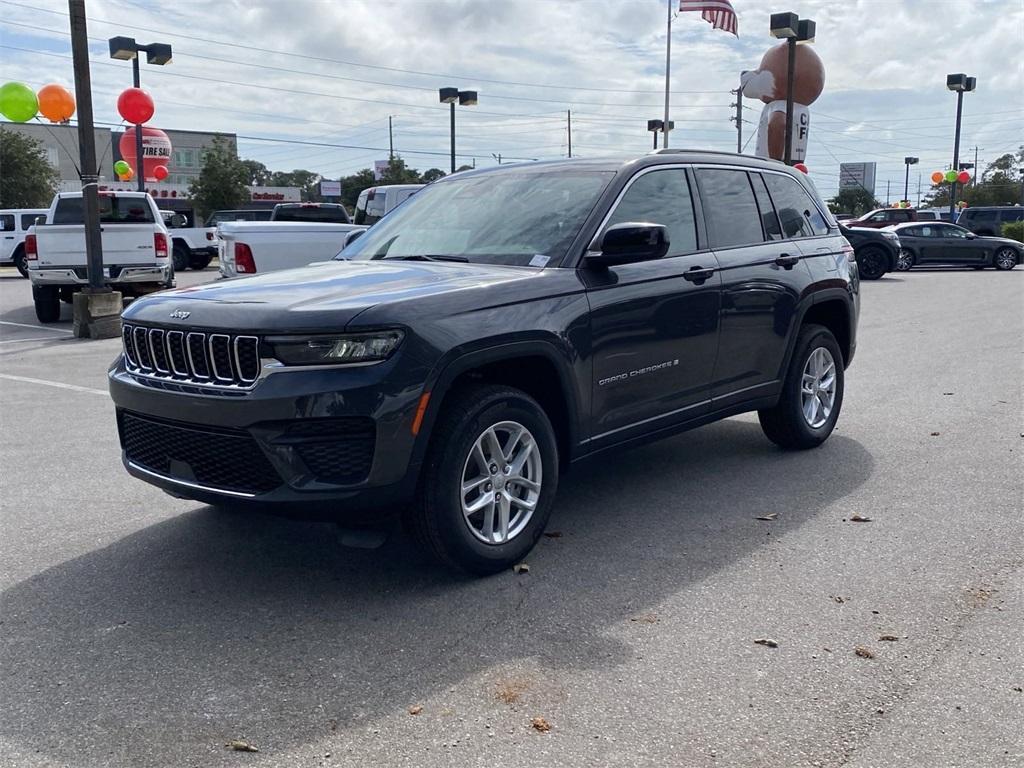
(839, 162, 877, 195)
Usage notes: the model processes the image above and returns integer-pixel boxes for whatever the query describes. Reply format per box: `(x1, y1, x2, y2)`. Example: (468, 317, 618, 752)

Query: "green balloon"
(944, 170, 958, 183)
(0, 82, 39, 122)
(114, 160, 131, 175)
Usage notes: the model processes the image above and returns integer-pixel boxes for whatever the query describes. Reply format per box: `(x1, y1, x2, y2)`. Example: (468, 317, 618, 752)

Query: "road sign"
(319, 180, 341, 197)
(839, 162, 876, 195)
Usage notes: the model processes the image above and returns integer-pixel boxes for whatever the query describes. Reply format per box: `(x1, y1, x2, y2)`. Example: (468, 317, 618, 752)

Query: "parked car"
(216, 220, 365, 277)
(160, 210, 217, 271)
(353, 184, 424, 225)
(889, 222, 1021, 271)
(956, 206, 1024, 236)
(27, 191, 171, 322)
(839, 224, 900, 279)
(204, 209, 273, 227)
(850, 207, 919, 228)
(110, 150, 859, 574)
(0, 207, 48, 278)
(271, 202, 351, 223)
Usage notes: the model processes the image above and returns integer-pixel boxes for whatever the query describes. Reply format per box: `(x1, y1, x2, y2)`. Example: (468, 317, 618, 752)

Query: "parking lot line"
(0, 373, 108, 396)
(0, 320, 74, 334)
(0, 337, 69, 344)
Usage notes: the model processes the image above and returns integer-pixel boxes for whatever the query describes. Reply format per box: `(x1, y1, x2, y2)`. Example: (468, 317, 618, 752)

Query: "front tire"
(408, 384, 559, 575)
(856, 245, 888, 280)
(759, 324, 844, 450)
(895, 249, 915, 271)
(172, 243, 190, 272)
(993, 247, 1018, 271)
(188, 253, 213, 270)
(32, 285, 61, 323)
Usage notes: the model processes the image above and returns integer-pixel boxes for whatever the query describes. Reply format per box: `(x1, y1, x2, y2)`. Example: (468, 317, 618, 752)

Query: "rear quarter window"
(999, 209, 1023, 223)
(0, 214, 14, 231)
(762, 173, 829, 238)
(21, 214, 45, 229)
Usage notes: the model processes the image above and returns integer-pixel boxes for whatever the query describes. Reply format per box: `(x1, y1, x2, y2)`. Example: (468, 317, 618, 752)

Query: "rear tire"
(993, 247, 1018, 271)
(188, 253, 213, 270)
(856, 245, 888, 280)
(407, 384, 559, 575)
(759, 324, 844, 450)
(13, 246, 29, 279)
(32, 285, 61, 323)
(172, 243, 190, 272)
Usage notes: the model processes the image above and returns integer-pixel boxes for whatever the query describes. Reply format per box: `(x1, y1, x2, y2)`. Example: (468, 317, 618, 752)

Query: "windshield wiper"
(383, 254, 469, 263)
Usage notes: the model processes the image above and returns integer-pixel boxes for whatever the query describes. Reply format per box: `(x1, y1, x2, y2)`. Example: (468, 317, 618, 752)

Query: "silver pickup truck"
(26, 191, 172, 322)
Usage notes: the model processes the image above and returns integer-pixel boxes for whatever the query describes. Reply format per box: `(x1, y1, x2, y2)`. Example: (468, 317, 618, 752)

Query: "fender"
(408, 336, 583, 472)
(777, 287, 856, 378)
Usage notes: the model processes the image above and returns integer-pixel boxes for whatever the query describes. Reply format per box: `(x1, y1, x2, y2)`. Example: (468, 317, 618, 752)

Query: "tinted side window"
(971, 210, 997, 222)
(893, 210, 913, 222)
(999, 209, 1023, 223)
(606, 168, 697, 256)
(763, 174, 828, 238)
(0, 214, 14, 231)
(750, 173, 783, 240)
(696, 168, 763, 249)
(21, 214, 45, 229)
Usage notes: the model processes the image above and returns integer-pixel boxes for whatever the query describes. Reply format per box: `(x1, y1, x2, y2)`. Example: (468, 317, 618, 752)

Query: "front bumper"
(30, 264, 170, 286)
(108, 352, 428, 513)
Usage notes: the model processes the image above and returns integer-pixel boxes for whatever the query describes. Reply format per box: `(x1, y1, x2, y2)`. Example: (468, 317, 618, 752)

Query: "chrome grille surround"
(122, 323, 261, 391)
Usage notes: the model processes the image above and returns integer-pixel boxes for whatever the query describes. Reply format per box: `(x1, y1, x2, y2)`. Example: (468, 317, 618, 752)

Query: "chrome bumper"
(29, 264, 170, 285)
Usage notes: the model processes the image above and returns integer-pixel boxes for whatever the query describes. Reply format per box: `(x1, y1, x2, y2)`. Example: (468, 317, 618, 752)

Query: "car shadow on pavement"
(0, 419, 873, 765)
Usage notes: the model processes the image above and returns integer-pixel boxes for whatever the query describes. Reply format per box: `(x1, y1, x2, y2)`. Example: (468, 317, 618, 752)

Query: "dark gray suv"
(110, 151, 859, 574)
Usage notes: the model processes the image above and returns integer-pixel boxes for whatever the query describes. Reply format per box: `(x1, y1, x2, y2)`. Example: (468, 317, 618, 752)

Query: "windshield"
(340, 170, 614, 267)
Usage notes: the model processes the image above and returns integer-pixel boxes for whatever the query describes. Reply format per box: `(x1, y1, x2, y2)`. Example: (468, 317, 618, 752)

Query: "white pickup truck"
(217, 221, 365, 278)
(160, 210, 217, 271)
(1, 207, 48, 278)
(26, 191, 172, 322)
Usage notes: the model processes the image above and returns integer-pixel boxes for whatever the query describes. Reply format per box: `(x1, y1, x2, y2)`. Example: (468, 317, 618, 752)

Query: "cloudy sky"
(2, 0, 1022, 200)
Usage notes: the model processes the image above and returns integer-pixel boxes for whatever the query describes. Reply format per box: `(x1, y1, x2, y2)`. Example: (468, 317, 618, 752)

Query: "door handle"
(775, 253, 800, 269)
(683, 266, 714, 283)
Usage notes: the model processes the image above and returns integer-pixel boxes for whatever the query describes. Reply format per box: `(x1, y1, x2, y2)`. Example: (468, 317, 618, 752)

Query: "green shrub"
(1001, 220, 1024, 243)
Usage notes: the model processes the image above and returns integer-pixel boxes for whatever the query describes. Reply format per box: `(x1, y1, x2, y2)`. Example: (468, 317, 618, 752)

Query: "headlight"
(266, 330, 404, 366)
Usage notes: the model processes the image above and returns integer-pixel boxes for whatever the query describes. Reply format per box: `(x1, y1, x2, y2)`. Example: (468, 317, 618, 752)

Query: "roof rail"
(648, 148, 786, 164)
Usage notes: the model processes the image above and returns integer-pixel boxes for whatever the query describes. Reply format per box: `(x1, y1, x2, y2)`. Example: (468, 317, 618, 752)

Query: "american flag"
(679, 0, 739, 36)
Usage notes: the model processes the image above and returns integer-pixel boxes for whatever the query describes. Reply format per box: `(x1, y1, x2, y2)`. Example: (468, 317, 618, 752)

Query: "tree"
(421, 168, 446, 183)
(0, 129, 59, 208)
(188, 136, 249, 218)
(827, 187, 878, 216)
(240, 159, 270, 186)
(339, 169, 376, 211)
(379, 157, 423, 185)
(923, 146, 1024, 209)
(268, 169, 322, 201)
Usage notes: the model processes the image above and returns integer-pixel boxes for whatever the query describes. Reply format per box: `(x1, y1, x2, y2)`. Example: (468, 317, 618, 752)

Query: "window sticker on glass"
(529, 254, 550, 268)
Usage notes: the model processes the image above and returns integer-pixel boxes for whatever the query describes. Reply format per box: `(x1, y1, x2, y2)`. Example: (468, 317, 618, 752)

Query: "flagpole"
(663, 0, 672, 149)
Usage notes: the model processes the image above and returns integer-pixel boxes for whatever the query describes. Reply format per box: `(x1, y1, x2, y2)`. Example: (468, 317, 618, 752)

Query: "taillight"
(234, 242, 256, 273)
(25, 234, 37, 260)
(154, 232, 168, 259)
(842, 244, 856, 263)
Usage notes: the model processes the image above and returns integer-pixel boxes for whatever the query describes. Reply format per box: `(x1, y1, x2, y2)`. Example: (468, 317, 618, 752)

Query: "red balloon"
(117, 87, 154, 124)
(957, 171, 970, 184)
(794, 162, 809, 174)
(153, 165, 169, 181)
(119, 127, 172, 182)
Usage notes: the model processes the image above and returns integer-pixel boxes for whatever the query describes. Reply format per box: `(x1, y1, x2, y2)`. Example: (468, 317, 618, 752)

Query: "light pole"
(109, 36, 171, 191)
(946, 73, 976, 218)
(647, 119, 673, 150)
(903, 157, 919, 204)
(770, 12, 815, 166)
(439, 87, 477, 174)
(1019, 169, 1024, 206)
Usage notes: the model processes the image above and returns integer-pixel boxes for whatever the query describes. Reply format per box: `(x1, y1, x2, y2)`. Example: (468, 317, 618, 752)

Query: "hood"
(977, 235, 1023, 247)
(122, 259, 541, 332)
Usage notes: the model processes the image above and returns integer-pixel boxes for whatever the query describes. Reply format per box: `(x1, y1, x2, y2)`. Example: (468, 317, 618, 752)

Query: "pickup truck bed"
(217, 221, 364, 277)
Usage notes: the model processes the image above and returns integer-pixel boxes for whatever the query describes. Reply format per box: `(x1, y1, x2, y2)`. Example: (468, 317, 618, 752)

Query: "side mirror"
(342, 228, 366, 249)
(585, 222, 669, 268)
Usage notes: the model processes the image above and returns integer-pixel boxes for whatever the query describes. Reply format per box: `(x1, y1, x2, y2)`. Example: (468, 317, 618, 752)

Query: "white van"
(1, 208, 49, 277)
(353, 184, 423, 226)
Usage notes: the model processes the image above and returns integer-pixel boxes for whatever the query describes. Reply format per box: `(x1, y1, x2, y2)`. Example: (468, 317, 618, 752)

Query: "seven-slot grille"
(122, 323, 261, 389)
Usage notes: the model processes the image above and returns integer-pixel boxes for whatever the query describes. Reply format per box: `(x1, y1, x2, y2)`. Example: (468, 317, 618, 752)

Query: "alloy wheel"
(994, 248, 1017, 270)
(460, 420, 542, 545)
(895, 250, 914, 271)
(801, 347, 836, 429)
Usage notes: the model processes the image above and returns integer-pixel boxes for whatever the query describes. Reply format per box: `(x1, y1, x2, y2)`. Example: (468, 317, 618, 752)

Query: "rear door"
(585, 165, 721, 440)
(700, 168, 814, 406)
(0, 213, 15, 261)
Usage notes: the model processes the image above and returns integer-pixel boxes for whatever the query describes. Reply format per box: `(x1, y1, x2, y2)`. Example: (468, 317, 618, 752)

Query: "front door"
(935, 224, 986, 264)
(585, 166, 721, 442)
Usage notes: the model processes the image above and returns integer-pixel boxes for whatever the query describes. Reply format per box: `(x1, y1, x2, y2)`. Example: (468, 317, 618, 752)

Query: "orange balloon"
(37, 84, 75, 123)
(930, 171, 944, 184)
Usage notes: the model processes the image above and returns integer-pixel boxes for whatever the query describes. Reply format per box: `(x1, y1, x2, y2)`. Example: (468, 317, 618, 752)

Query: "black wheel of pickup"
(32, 285, 61, 323)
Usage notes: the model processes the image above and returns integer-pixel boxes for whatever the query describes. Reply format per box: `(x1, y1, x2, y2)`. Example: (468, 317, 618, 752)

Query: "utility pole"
(567, 109, 572, 158)
(492, 153, 502, 165)
(662, 0, 672, 149)
(388, 115, 394, 160)
(973, 145, 978, 186)
(917, 173, 922, 208)
(731, 80, 743, 153)
(69, 0, 121, 338)
(886, 179, 890, 206)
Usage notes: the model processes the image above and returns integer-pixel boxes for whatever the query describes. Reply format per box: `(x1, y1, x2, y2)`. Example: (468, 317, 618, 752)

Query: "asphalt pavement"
(0, 264, 1021, 768)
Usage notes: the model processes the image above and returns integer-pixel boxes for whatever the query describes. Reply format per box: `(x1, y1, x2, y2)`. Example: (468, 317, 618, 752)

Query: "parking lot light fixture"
(946, 73, 976, 218)
(439, 87, 477, 174)
(108, 35, 172, 192)
(903, 157, 919, 203)
(647, 119, 674, 150)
